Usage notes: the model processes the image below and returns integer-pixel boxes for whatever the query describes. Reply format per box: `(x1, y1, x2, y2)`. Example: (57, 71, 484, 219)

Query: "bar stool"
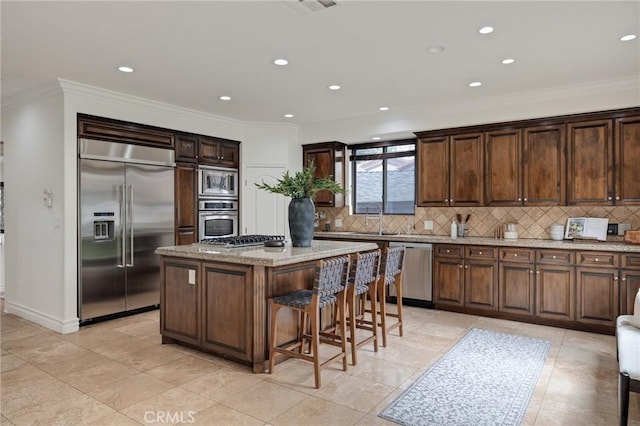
(345, 249, 381, 365)
(377, 246, 406, 347)
(268, 255, 350, 389)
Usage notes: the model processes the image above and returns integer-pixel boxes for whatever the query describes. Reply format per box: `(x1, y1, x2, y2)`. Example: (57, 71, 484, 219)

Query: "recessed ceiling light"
(284, 114, 294, 118)
(621, 34, 637, 41)
(219, 95, 231, 101)
(328, 84, 341, 90)
(502, 58, 515, 65)
(478, 26, 494, 34)
(118, 66, 134, 73)
(273, 58, 289, 66)
(426, 45, 445, 54)
(372, 136, 381, 140)
(378, 106, 390, 111)
(468, 81, 482, 87)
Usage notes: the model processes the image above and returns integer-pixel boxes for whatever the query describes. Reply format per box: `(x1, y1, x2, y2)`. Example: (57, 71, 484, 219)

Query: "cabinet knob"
(536, 270, 540, 275)
(524, 197, 528, 202)
(517, 198, 522, 202)
(446, 249, 450, 253)
(450, 199, 454, 203)
(458, 264, 463, 269)
(465, 264, 469, 269)
(552, 255, 557, 260)
(595, 258, 599, 262)
(529, 270, 533, 275)
(514, 253, 518, 257)
(616, 196, 620, 201)
(479, 251, 483, 255)
(445, 198, 449, 202)
(614, 276, 618, 281)
(622, 277, 627, 282)
(608, 196, 612, 201)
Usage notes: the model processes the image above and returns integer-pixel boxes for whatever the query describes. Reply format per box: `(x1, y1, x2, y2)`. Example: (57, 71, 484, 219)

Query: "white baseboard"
(4, 300, 79, 334)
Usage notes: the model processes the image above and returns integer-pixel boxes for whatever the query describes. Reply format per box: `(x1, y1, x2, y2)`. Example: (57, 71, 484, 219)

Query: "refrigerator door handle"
(127, 184, 134, 267)
(118, 184, 126, 268)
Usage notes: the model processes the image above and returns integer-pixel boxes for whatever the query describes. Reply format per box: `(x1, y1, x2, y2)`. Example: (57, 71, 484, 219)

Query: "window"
(350, 140, 416, 215)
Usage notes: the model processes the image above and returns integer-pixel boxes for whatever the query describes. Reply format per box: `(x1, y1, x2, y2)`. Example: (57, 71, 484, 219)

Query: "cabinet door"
(499, 262, 535, 316)
(218, 141, 240, 168)
(433, 257, 464, 306)
(615, 115, 640, 205)
(304, 146, 335, 206)
(576, 267, 619, 326)
(620, 270, 640, 315)
(175, 164, 197, 229)
(416, 136, 449, 206)
(523, 124, 565, 206)
(198, 137, 220, 165)
(567, 119, 614, 205)
(175, 134, 198, 163)
(202, 262, 253, 361)
(160, 259, 200, 345)
(484, 129, 522, 206)
(536, 264, 574, 321)
(450, 133, 483, 206)
(464, 260, 497, 311)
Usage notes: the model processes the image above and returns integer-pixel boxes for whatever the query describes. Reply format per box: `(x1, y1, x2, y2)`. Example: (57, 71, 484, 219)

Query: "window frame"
(349, 139, 416, 215)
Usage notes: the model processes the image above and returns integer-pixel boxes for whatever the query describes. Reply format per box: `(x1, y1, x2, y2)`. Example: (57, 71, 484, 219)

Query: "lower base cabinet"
(576, 267, 619, 326)
(536, 264, 575, 321)
(499, 262, 535, 316)
(464, 260, 498, 311)
(433, 257, 464, 306)
(621, 270, 640, 314)
(160, 258, 201, 345)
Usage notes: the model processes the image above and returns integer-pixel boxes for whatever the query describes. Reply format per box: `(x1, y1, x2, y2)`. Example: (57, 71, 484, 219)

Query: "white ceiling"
(2, 1, 639, 143)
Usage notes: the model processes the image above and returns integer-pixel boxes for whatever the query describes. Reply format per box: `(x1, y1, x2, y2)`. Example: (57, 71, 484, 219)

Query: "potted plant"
(255, 162, 345, 247)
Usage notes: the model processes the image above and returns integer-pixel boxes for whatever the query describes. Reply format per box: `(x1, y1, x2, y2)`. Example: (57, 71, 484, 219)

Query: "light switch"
(188, 269, 196, 285)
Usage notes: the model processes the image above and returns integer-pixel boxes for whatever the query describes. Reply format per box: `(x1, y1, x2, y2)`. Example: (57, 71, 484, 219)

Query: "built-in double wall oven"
(198, 166, 239, 240)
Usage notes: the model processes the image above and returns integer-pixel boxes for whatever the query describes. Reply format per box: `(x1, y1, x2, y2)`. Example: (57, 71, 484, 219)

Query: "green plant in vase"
(255, 162, 345, 247)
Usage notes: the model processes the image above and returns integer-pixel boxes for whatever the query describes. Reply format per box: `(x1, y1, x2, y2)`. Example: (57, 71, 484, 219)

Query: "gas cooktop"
(197, 234, 285, 248)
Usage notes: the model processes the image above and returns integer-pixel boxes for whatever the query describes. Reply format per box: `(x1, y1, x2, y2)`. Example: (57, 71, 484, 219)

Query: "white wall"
(2, 79, 301, 333)
(2, 84, 67, 330)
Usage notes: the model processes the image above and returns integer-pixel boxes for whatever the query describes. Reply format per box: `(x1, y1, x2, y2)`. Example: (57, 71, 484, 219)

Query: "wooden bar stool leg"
(310, 306, 321, 389)
(378, 281, 388, 347)
(268, 301, 279, 374)
(368, 285, 378, 352)
(347, 287, 358, 365)
(395, 274, 404, 337)
(338, 294, 348, 371)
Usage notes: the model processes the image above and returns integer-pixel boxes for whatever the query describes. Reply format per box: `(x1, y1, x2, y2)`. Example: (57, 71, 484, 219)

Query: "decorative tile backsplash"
(317, 206, 640, 241)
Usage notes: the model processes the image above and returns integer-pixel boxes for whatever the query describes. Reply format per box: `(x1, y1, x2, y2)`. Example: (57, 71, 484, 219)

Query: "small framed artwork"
(565, 217, 608, 241)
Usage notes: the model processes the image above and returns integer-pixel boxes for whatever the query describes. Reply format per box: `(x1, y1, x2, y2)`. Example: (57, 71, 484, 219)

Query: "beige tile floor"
(1, 300, 639, 425)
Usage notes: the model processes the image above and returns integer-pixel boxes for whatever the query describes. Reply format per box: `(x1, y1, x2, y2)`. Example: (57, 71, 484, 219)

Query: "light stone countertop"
(314, 231, 640, 253)
(155, 240, 379, 267)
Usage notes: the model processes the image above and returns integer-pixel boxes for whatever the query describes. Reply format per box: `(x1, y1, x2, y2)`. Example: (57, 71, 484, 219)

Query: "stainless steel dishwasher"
(388, 242, 433, 308)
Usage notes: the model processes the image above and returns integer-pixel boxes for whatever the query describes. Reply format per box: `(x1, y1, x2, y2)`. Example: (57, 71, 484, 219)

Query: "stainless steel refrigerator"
(78, 139, 175, 323)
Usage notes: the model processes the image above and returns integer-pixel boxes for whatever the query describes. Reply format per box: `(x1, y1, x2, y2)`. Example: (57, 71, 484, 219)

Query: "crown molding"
(1, 81, 63, 112)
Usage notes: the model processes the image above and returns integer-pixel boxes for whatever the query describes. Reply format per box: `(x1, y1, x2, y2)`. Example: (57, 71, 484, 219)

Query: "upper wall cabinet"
(615, 115, 640, 205)
(567, 119, 613, 206)
(302, 142, 346, 207)
(523, 124, 566, 206)
(417, 133, 483, 207)
(78, 114, 175, 148)
(175, 133, 198, 163)
(484, 129, 522, 206)
(199, 136, 240, 169)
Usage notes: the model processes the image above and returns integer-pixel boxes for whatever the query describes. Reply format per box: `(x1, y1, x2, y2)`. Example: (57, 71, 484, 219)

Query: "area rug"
(379, 328, 551, 426)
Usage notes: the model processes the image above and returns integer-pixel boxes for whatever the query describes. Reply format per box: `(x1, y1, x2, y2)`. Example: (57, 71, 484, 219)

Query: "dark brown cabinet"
(201, 261, 253, 361)
(302, 142, 346, 207)
(175, 164, 197, 245)
(433, 256, 465, 306)
(523, 124, 566, 206)
(160, 258, 201, 345)
(615, 115, 640, 205)
(199, 136, 240, 168)
(499, 248, 535, 316)
(621, 254, 640, 315)
(175, 134, 198, 163)
(484, 129, 522, 206)
(567, 120, 614, 205)
(576, 267, 619, 326)
(416, 133, 483, 207)
(535, 264, 575, 321)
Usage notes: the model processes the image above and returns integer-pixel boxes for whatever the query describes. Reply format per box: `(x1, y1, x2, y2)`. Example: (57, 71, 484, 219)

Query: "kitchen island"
(155, 240, 377, 372)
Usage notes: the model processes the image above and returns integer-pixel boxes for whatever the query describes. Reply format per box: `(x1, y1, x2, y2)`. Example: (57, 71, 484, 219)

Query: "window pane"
(386, 144, 414, 153)
(354, 159, 382, 214)
(385, 156, 415, 214)
(354, 147, 383, 156)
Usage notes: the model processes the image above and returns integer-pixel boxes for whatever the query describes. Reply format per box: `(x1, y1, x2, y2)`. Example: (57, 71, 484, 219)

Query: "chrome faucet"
(364, 203, 384, 235)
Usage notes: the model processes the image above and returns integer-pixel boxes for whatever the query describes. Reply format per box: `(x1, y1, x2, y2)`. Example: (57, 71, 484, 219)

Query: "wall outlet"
(334, 218, 343, 228)
(423, 220, 433, 230)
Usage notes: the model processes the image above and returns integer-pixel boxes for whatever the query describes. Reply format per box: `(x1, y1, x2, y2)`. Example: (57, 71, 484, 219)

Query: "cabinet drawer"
(622, 254, 640, 270)
(499, 248, 534, 263)
(577, 251, 619, 267)
(435, 245, 464, 258)
(466, 246, 497, 259)
(536, 249, 574, 265)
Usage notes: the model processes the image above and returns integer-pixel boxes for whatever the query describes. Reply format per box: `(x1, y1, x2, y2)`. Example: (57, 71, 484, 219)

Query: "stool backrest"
(313, 255, 350, 297)
(381, 246, 405, 284)
(350, 250, 381, 287)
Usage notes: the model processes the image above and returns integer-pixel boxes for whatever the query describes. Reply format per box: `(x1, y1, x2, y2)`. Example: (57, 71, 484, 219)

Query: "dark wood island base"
(156, 240, 377, 372)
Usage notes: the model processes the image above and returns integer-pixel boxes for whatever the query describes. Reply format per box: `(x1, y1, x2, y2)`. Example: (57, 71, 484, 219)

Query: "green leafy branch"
(255, 162, 346, 199)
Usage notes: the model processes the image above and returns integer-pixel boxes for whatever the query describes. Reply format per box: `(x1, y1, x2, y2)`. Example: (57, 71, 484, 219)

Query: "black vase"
(288, 198, 315, 247)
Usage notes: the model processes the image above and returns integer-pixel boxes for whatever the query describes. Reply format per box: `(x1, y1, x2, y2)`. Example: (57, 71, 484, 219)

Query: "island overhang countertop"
(155, 239, 379, 267)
